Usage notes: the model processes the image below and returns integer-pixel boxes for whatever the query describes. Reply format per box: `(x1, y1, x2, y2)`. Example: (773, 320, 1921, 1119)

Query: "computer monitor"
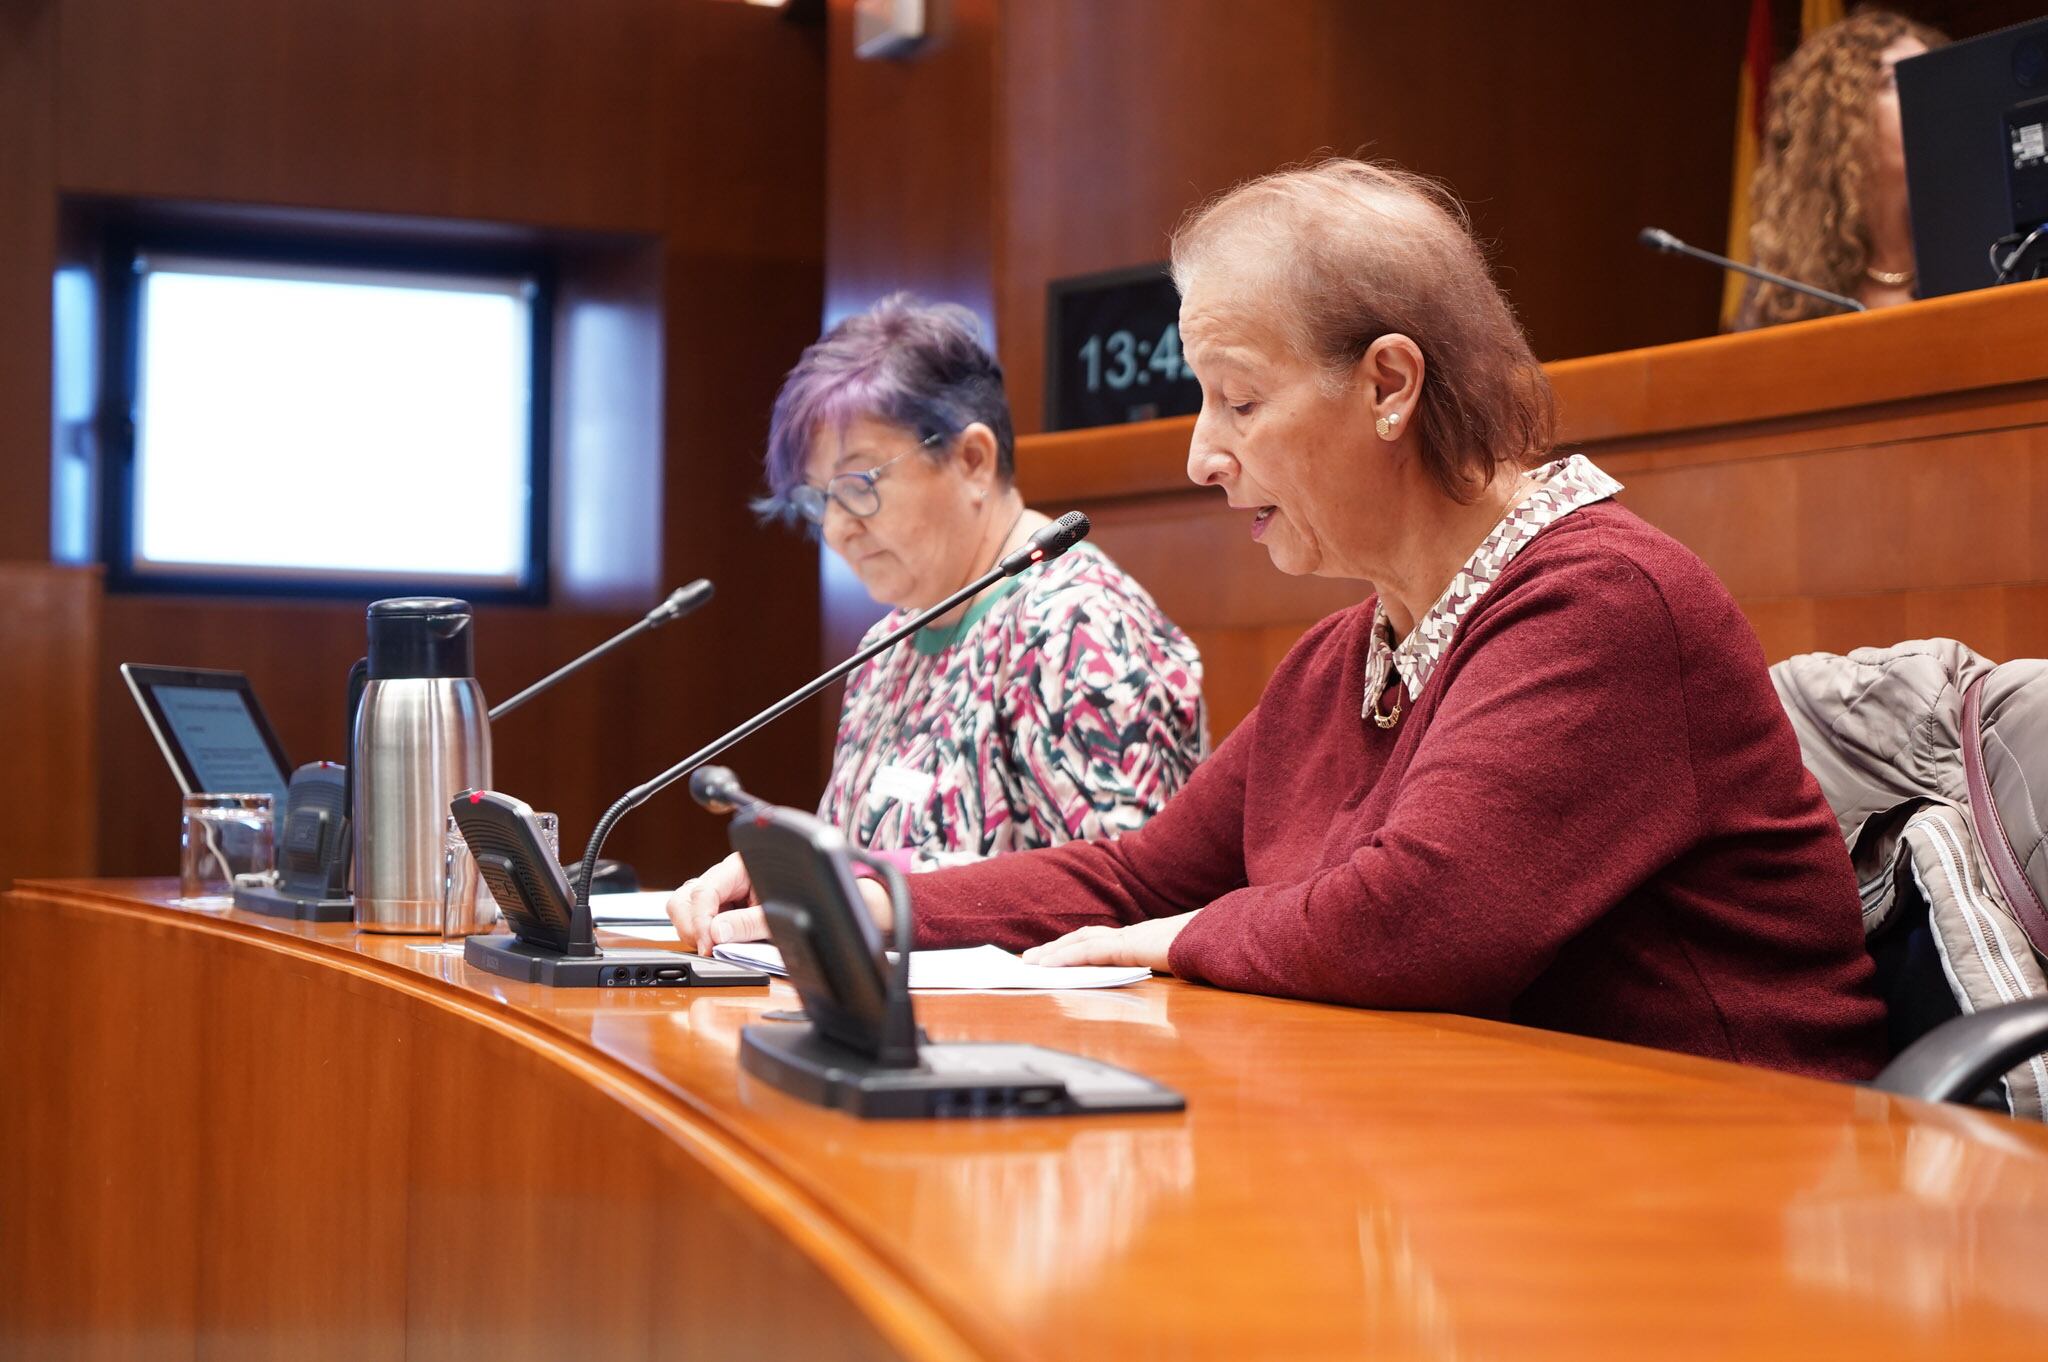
(1899, 16, 2048, 298)
(119, 664, 292, 809)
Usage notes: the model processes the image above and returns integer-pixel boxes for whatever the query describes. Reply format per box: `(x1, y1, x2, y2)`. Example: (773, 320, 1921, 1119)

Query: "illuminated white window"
(126, 254, 540, 592)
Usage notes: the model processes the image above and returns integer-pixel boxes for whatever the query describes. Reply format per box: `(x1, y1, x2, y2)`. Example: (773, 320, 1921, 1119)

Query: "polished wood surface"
(0, 0, 830, 885)
(1003, 281, 2048, 736)
(0, 566, 101, 890)
(10, 878, 2048, 1359)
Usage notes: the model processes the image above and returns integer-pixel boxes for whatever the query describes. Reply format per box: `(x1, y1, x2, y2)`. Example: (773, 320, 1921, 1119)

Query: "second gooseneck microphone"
(488, 579, 715, 722)
(568, 511, 1094, 907)
(1637, 226, 1866, 316)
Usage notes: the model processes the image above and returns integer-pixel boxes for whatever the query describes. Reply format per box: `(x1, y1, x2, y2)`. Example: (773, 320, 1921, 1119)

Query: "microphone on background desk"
(455, 512, 1095, 988)
(1637, 226, 1866, 317)
(488, 578, 715, 721)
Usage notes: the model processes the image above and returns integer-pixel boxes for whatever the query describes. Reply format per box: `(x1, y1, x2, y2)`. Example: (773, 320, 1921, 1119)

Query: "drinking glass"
(179, 793, 276, 907)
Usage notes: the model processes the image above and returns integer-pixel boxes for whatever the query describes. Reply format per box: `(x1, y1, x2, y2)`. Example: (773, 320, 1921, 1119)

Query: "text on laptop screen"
(151, 685, 290, 806)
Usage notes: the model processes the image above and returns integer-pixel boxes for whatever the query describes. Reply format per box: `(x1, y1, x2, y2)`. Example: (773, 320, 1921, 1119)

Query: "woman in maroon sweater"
(677, 158, 1887, 1079)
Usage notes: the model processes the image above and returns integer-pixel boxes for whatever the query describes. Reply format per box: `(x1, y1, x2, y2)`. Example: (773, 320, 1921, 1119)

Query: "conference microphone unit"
(685, 762, 1186, 1118)
(455, 512, 1092, 987)
(1637, 226, 1866, 316)
(488, 578, 715, 722)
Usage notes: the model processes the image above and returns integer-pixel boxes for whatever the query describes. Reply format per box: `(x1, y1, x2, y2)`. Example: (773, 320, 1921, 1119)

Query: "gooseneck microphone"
(568, 511, 1093, 908)
(1637, 226, 1866, 316)
(488, 579, 715, 722)
(688, 765, 749, 816)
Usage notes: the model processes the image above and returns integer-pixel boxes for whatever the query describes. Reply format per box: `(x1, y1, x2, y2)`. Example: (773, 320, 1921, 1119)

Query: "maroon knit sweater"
(911, 501, 1887, 1080)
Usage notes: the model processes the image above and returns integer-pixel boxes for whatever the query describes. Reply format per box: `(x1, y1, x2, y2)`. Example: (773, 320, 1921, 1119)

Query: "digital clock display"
(1043, 263, 1201, 432)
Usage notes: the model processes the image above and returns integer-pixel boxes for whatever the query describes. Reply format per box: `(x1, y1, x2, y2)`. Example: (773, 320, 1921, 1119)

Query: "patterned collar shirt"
(1362, 453, 1624, 726)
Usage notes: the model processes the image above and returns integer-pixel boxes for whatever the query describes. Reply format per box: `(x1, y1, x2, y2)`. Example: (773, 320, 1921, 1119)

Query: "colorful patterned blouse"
(820, 540, 1207, 870)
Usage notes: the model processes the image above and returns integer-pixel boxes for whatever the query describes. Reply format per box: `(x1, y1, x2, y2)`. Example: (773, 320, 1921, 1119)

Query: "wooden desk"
(7, 880, 2048, 1359)
(1005, 280, 2048, 736)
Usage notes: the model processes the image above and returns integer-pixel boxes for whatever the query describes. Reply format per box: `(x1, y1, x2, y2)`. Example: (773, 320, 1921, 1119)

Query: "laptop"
(119, 664, 293, 809)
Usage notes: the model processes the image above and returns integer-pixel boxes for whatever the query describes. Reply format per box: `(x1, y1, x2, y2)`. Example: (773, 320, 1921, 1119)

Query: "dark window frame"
(98, 226, 554, 605)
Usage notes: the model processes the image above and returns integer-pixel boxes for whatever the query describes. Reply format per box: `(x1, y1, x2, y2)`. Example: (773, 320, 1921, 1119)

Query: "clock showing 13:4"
(1044, 263, 1201, 432)
(1077, 323, 1192, 392)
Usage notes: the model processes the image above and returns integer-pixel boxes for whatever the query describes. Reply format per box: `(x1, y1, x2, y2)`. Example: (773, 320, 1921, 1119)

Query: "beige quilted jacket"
(1773, 639, 2048, 1118)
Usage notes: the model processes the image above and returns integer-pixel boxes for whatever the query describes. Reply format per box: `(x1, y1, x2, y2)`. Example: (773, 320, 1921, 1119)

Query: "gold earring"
(1375, 411, 1402, 439)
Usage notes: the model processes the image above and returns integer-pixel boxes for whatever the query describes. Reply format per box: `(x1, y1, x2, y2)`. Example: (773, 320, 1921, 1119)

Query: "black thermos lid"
(366, 597, 476, 680)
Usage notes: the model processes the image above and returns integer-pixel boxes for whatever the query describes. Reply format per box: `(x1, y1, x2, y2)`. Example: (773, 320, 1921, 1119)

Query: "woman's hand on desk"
(665, 855, 892, 955)
(1021, 911, 1199, 973)
(666, 853, 758, 955)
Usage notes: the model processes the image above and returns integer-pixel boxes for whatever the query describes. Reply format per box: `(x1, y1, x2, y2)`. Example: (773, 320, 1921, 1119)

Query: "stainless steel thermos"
(351, 598, 491, 933)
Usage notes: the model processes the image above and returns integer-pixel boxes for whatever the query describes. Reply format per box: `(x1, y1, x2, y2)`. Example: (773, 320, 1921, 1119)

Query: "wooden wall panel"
(0, 565, 99, 888)
(55, 0, 666, 235)
(823, 0, 996, 333)
(0, 0, 830, 888)
(0, 1, 58, 560)
(993, 0, 1751, 434)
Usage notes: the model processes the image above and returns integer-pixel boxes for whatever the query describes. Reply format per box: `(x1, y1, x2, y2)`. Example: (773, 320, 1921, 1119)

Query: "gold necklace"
(1864, 264, 1914, 287)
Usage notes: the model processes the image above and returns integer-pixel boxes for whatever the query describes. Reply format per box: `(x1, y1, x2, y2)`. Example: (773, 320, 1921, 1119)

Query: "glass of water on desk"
(178, 793, 275, 907)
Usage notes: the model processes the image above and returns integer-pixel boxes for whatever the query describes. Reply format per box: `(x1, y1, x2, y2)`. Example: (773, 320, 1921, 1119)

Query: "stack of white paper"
(711, 941, 1150, 992)
(589, 890, 675, 924)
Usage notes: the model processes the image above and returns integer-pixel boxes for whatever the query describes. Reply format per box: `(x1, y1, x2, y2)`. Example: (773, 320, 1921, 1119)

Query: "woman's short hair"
(1737, 9, 1949, 331)
(759, 293, 1016, 522)
(1169, 157, 1556, 503)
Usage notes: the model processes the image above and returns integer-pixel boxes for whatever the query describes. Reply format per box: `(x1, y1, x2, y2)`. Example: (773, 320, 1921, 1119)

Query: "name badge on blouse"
(870, 764, 936, 807)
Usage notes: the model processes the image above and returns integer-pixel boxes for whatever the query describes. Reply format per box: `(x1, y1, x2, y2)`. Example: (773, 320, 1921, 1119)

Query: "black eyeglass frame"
(785, 430, 947, 527)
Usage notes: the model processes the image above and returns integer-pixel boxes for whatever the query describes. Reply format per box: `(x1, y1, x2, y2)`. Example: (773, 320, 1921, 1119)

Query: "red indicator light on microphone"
(469, 791, 484, 804)
(1029, 549, 1044, 562)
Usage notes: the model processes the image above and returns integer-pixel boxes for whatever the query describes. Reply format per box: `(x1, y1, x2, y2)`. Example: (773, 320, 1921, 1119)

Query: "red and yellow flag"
(1722, 0, 1777, 326)
(1803, 0, 1846, 39)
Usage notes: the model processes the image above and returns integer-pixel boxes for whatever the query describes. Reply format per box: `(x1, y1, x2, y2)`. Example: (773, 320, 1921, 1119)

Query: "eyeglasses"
(786, 432, 944, 526)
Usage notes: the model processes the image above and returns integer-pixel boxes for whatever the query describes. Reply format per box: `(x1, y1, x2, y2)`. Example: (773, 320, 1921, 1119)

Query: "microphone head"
(1044, 510, 1092, 555)
(649, 578, 714, 626)
(1000, 510, 1094, 576)
(1638, 227, 1679, 254)
(688, 765, 745, 814)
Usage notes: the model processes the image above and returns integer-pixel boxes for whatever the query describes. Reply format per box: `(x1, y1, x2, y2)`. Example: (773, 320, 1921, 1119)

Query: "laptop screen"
(121, 665, 292, 808)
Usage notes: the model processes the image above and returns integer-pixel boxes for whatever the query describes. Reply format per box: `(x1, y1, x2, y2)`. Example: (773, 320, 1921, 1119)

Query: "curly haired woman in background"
(1735, 8, 1947, 330)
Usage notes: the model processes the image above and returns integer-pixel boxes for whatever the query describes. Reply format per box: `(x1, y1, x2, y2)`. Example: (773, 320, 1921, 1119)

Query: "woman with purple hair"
(667, 293, 1206, 928)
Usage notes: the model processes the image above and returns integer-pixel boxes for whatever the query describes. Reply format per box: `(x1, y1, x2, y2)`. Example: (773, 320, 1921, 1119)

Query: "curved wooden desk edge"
(32, 878, 1997, 1134)
(5, 879, 991, 1362)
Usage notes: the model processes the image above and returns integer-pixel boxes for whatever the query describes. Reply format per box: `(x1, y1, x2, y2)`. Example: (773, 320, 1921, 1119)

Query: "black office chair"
(1865, 897, 2048, 1108)
(1876, 996, 2048, 1105)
